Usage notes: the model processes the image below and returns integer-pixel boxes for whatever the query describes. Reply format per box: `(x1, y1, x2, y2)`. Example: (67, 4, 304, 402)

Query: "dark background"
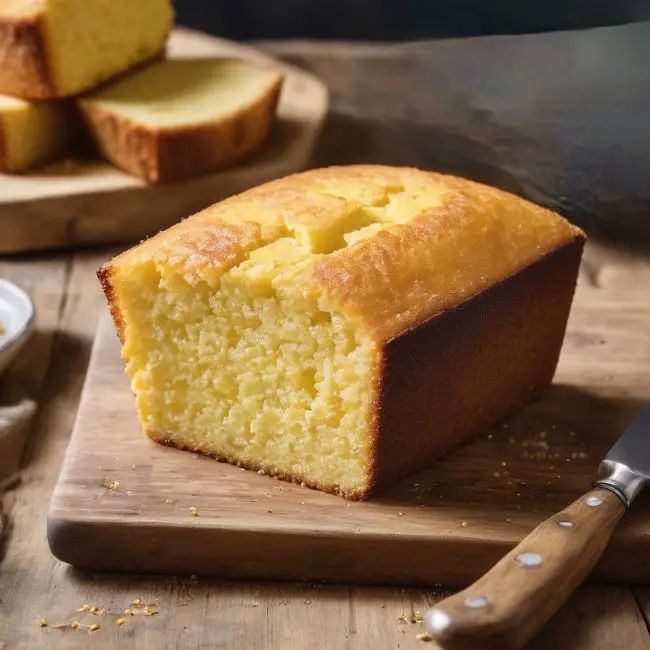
(175, 0, 650, 40)
(173, 2, 650, 240)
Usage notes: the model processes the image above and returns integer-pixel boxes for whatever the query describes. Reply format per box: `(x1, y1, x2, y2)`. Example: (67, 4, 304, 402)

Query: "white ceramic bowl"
(0, 279, 35, 377)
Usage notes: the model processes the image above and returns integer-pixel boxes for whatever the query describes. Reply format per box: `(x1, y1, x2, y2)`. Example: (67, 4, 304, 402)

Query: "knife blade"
(424, 405, 650, 650)
(594, 404, 650, 506)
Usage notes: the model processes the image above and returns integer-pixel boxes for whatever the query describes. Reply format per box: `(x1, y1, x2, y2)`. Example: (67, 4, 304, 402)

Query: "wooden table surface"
(2, 40, 650, 650)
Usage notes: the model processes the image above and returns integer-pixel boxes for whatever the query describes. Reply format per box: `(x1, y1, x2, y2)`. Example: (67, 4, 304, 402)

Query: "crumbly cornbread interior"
(108, 170, 447, 495)
(106, 166, 581, 496)
(1, 0, 173, 96)
(83, 59, 282, 129)
(0, 94, 72, 170)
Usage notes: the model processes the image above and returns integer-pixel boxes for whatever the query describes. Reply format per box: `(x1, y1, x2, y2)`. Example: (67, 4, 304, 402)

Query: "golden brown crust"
(0, 116, 7, 172)
(80, 75, 283, 183)
(0, 12, 56, 99)
(103, 165, 584, 313)
(81, 104, 159, 180)
(368, 237, 585, 495)
(307, 169, 585, 343)
(97, 264, 125, 343)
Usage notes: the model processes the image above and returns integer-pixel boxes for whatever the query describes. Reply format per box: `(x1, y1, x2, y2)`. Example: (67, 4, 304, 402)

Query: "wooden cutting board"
(48, 286, 650, 586)
(0, 28, 327, 255)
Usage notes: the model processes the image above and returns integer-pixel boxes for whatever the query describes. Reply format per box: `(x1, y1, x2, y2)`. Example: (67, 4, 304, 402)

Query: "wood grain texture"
(0, 215, 647, 650)
(633, 588, 650, 642)
(2, 34, 650, 647)
(0, 28, 328, 254)
(425, 489, 626, 649)
(48, 277, 650, 586)
(0, 250, 111, 647)
(531, 585, 650, 650)
(0, 257, 69, 484)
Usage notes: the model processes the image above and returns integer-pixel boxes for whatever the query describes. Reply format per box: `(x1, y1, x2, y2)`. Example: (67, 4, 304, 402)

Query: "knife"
(424, 404, 650, 650)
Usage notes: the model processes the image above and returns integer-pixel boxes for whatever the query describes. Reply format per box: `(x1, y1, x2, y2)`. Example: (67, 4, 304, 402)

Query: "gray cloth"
(0, 399, 36, 489)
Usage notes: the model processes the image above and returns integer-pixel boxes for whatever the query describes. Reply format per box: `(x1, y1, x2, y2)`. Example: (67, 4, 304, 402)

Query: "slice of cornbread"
(79, 58, 283, 183)
(0, 0, 173, 99)
(99, 165, 585, 499)
(0, 94, 78, 171)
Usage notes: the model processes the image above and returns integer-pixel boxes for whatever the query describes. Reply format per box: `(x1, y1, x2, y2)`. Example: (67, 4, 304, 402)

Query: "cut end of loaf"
(108, 239, 381, 498)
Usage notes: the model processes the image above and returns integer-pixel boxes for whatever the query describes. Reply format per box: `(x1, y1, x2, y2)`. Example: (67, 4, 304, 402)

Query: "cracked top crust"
(104, 164, 585, 343)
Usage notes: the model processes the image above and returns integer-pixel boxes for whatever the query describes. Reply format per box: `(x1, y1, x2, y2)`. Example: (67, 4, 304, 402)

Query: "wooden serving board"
(0, 28, 328, 255)
(48, 286, 650, 586)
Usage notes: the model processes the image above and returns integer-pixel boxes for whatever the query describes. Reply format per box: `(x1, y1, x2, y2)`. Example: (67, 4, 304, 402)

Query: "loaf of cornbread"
(79, 59, 283, 183)
(99, 166, 585, 499)
(0, 0, 173, 99)
(0, 94, 78, 171)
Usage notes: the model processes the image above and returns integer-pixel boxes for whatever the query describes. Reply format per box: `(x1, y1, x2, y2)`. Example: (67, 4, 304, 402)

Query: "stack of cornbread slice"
(0, 0, 282, 181)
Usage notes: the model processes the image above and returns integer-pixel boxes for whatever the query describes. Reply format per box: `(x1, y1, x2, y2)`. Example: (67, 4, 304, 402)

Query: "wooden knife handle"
(424, 488, 625, 650)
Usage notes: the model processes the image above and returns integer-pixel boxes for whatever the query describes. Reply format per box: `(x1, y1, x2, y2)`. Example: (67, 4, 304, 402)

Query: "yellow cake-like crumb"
(100, 165, 584, 498)
(81, 59, 281, 129)
(0, 94, 78, 171)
